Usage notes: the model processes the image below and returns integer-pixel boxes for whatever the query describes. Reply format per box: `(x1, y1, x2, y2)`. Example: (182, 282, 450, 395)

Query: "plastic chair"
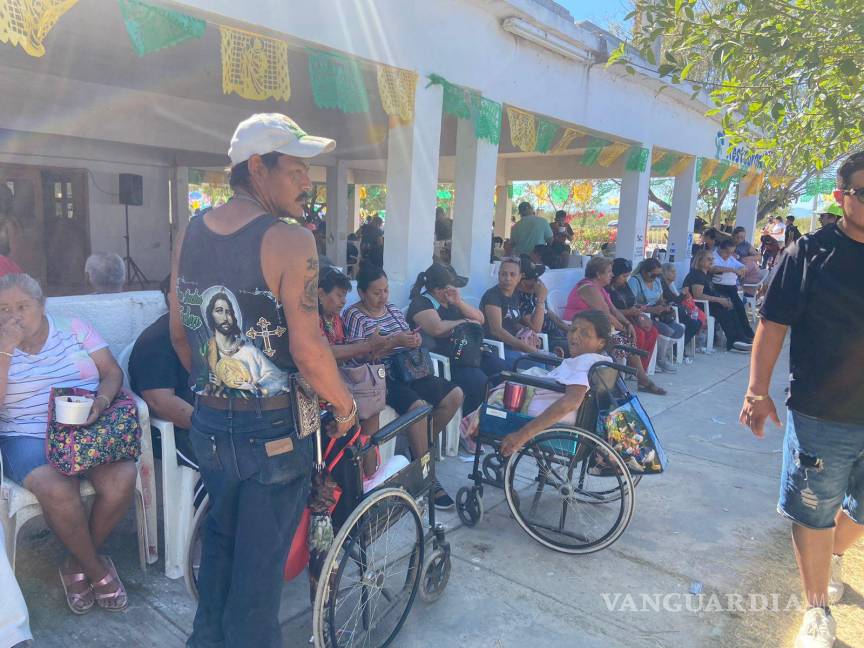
(428, 353, 461, 458)
(117, 342, 194, 579)
(1, 402, 157, 574)
(547, 290, 567, 319)
(483, 338, 505, 360)
(694, 299, 716, 353)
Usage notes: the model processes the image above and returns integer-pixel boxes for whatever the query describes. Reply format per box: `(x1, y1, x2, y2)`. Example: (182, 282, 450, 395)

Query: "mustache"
(297, 191, 310, 202)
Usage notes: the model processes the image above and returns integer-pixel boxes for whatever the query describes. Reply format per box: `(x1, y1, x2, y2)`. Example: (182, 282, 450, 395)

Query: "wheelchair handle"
(366, 405, 434, 449)
(512, 352, 563, 371)
(498, 370, 565, 394)
(612, 344, 648, 358)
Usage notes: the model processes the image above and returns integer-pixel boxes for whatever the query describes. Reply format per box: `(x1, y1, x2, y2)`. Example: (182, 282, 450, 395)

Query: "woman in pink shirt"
(563, 257, 665, 395)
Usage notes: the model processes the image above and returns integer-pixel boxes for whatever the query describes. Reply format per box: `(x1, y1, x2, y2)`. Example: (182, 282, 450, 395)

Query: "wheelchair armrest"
(612, 344, 648, 358)
(498, 371, 565, 394)
(512, 352, 562, 371)
(367, 404, 434, 448)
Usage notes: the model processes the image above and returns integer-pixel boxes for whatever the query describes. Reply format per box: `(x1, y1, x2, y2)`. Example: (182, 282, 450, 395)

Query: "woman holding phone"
(343, 265, 462, 509)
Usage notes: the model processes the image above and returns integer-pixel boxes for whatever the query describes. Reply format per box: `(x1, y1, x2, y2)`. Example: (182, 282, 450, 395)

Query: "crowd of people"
(1, 110, 859, 648)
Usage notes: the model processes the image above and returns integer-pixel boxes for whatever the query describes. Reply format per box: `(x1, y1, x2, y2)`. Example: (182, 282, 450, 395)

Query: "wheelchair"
(456, 350, 646, 554)
(184, 405, 451, 648)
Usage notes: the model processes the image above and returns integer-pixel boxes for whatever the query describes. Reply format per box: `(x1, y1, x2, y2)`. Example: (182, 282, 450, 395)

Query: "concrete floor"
(13, 346, 864, 648)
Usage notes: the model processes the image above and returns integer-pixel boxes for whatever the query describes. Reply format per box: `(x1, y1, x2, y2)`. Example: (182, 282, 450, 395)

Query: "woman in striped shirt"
(0, 274, 134, 614)
(343, 266, 462, 510)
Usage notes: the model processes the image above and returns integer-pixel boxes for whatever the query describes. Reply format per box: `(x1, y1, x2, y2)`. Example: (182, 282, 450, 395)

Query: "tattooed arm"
(262, 223, 356, 434)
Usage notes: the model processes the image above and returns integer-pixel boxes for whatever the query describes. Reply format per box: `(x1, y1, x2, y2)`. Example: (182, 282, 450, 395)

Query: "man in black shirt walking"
(741, 152, 864, 648)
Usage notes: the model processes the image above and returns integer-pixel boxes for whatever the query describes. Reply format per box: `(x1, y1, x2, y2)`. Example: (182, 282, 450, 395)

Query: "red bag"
(681, 295, 707, 329)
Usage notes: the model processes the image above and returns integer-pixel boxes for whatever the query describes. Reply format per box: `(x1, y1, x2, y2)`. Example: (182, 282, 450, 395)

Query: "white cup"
(54, 396, 94, 425)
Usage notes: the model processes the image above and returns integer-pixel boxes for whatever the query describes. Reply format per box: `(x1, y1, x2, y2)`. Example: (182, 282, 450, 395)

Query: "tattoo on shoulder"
(300, 256, 318, 312)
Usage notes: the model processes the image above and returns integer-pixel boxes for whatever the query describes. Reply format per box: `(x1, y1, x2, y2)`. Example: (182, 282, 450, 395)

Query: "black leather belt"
(196, 394, 293, 412)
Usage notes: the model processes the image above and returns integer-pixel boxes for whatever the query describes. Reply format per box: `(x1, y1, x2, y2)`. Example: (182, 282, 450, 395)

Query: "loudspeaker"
(119, 173, 143, 206)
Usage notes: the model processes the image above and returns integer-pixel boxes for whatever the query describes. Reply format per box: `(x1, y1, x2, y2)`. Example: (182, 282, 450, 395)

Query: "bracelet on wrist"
(334, 399, 357, 424)
(745, 392, 769, 403)
(95, 394, 111, 408)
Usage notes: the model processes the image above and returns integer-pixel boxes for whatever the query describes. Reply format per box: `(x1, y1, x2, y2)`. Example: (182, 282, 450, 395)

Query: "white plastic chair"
(694, 299, 716, 353)
(117, 342, 195, 579)
(428, 353, 461, 458)
(547, 290, 567, 319)
(1, 400, 157, 574)
(483, 338, 505, 360)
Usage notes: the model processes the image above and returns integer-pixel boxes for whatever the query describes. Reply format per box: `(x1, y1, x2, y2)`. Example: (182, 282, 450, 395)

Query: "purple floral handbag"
(46, 387, 141, 476)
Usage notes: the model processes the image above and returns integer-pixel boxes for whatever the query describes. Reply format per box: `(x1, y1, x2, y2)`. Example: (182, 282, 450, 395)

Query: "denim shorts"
(778, 410, 864, 529)
(0, 435, 48, 483)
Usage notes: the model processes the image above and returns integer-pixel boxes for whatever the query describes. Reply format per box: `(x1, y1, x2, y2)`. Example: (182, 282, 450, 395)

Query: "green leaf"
(839, 59, 857, 76)
(658, 63, 676, 77)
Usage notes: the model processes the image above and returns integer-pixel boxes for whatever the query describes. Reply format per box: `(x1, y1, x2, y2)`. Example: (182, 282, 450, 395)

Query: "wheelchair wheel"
(312, 487, 423, 648)
(418, 547, 451, 604)
(184, 494, 209, 601)
(455, 486, 484, 527)
(504, 427, 634, 554)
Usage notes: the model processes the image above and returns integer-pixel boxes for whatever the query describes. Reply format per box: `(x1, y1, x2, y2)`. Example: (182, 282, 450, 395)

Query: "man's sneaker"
(828, 554, 845, 605)
(433, 483, 455, 510)
(795, 607, 836, 648)
(731, 341, 753, 352)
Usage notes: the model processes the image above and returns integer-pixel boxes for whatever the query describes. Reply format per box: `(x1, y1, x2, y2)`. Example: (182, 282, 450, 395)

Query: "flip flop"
(59, 568, 94, 615)
(638, 382, 667, 396)
(92, 556, 129, 612)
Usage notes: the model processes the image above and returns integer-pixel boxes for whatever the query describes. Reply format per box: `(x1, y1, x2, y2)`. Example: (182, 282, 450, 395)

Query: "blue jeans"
(187, 403, 313, 648)
(778, 410, 864, 530)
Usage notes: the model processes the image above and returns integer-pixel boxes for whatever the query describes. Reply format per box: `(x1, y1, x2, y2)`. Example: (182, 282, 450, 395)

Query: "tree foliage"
(610, 0, 864, 177)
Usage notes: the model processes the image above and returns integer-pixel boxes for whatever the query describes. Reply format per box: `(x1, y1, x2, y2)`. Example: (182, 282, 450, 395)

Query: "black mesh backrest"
(589, 365, 622, 413)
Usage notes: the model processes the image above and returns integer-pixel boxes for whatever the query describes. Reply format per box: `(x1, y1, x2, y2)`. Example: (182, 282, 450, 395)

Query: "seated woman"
(563, 257, 665, 395)
(0, 273, 133, 614)
(683, 251, 753, 352)
(627, 258, 685, 373)
(499, 310, 612, 457)
(406, 262, 507, 417)
(710, 239, 756, 342)
(516, 256, 568, 355)
(343, 265, 462, 509)
(660, 263, 701, 355)
(318, 266, 396, 477)
(480, 257, 544, 363)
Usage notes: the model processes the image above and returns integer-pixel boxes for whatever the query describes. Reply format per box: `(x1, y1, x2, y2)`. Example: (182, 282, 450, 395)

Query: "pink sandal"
(59, 568, 94, 615)
(91, 556, 128, 612)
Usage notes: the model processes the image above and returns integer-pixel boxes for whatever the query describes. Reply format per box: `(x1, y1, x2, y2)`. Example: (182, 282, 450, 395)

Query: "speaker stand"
(123, 203, 149, 289)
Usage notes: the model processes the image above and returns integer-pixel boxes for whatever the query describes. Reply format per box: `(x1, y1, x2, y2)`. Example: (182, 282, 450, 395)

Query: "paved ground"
(14, 346, 864, 648)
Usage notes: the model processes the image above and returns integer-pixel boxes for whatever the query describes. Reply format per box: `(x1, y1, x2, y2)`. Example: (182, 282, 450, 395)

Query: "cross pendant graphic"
(246, 317, 287, 357)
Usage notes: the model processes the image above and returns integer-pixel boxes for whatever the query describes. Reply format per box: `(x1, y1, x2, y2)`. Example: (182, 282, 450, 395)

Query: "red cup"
(503, 382, 526, 412)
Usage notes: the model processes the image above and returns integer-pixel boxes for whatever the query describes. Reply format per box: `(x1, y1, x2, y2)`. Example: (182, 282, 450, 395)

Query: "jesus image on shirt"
(201, 287, 286, 397)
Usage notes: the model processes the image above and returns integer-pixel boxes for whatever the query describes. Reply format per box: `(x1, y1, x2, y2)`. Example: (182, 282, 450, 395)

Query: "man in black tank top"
(170, 114, 357, 648)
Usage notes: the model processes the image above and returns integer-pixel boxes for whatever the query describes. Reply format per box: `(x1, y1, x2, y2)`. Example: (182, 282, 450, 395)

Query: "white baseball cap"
(228, 113, 335, 166)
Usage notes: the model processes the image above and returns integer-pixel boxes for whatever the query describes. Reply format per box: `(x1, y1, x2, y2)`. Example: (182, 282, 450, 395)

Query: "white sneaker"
(795, 607, 836, 648)
(828, 554, 845, 605)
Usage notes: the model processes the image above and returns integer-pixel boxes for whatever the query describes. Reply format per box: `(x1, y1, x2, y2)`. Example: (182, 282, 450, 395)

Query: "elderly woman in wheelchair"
(457, 309, 666, 555)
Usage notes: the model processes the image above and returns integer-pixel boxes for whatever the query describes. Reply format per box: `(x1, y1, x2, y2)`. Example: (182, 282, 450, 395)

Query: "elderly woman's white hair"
(85, 252, 126, 293)
(661, 262, 677, 277)
(0, 272, 45, 303)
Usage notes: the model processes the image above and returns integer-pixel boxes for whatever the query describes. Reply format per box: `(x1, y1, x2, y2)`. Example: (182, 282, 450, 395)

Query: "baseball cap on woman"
(228, 113, 336, 166)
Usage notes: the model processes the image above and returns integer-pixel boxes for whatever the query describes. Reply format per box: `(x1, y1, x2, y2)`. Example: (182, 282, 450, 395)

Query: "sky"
(553, 0, 632, 29)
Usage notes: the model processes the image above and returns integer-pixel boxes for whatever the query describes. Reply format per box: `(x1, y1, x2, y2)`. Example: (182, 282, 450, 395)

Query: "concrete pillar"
(452, 118, 500, 299)
(494, 184, 512, 239)
(616, 144, 653, 265)
(735, 178, 760, 244)
(171, 166, 189, 251)
(667, 157, 698, 279)
(349, 184, 361, 234)
(325, 161, 350, 267)
(383, 80, 444, 305)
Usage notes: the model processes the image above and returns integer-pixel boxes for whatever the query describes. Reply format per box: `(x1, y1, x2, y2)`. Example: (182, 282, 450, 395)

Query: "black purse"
(444, 322, 485, 368)
(388, 348, 434, 383)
